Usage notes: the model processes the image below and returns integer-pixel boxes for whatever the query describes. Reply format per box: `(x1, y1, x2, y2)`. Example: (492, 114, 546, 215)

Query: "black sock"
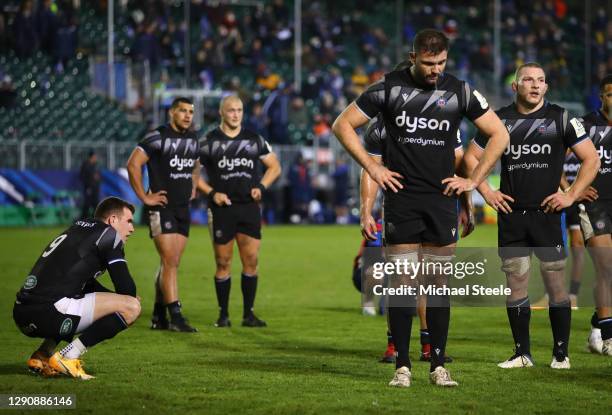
(166, 301, 183, 322)
(154, 271, 163, 303)
(591, 311, 601, 329)
(420, 329, 430, 345)
(506, 297, 531, 356)
(153, 303, 166, 320)
(387, 330, 393, 346)
(241, 273, 258, 319)
(215, 276, 231, 318)
(599, 316, 612, 341)
(388, 307, 413, 369)
(569, 281, 581, 296)
(427, 295, 450, 372)
(549, 300, 571, 359)
(79, 313, 128, 349)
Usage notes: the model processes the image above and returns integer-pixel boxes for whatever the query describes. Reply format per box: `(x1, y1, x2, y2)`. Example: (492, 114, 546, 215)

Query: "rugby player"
(197, 95, 281, 328)
(333, 29, 509, 387)
(577, 74, 612, 356)
(127, 97, 200, 332)
(465, 63, 600, 369)
(13, 197, 140, 380)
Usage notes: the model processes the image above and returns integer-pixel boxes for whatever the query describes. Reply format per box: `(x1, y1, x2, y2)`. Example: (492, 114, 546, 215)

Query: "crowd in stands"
(1, 0, 610, 223)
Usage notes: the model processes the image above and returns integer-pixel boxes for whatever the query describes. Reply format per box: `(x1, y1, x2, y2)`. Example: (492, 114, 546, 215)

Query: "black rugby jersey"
(580, 110, 612, 200)
(17, 220, 127, 303)
(138, 125, 199, 208)
(355, 69, 488, 194)
(563, 152, 580, 185)
(474, 102, 588, 209)
(199, 127, 272, 203)
(365, 116, 463, 158)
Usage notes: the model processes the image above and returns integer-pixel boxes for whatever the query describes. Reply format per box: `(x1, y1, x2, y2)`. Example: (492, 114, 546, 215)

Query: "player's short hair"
(514, 62, 545, 81)
(412, 29, 449, 55)
(219, 94, 243, 111)
(600, 75, 612, 93)
(94, 197, 135, 221)
(393, 60, 411, 71)
(170, 97, 193, 109)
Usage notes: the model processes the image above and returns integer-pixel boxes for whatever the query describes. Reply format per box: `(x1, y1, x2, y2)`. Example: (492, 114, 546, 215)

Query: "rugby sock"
(387, 330, 393, 346)
(241, 273, 258, 318)
(420, 329, 430, 345)
(426, 295, 450, 371)
(79, 312, 128, 350)
(506, 297, 531, 356)
(60, 338, 87, 359)
(153, 303, 166, 320)
(388, 307, 413, 369)
(591, 311, 601, 329)
(549, 300, 571, 359)
(569, 280, 581, 296)
(166, 301, 184, 322)
(599, 317, 612, 341)
(215, 276, 231, 318)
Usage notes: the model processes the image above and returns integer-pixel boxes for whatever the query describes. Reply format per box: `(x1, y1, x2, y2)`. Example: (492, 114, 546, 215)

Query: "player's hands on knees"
(213, 192, 232, 206)
(360, 213, 378, 241)
(251, 188, 262, 202)
(144, 190, 168, 207)
(366, 163, 403, 193)
(577, 186, 598, 202)
(541, 191, 574, 213)
(482, 189, 514, 213)
(441, 176, 476, 196)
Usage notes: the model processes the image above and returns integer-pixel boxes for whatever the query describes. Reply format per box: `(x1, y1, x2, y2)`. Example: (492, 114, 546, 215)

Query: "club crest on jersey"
(538, 124, 547, 134)
(437, 97, 446, 108)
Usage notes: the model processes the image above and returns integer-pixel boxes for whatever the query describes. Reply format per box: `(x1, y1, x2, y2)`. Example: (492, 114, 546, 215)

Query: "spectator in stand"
(13, 0, 38, 57)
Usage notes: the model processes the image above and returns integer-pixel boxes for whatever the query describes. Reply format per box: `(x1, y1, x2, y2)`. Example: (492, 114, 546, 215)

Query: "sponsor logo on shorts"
(23, 275, 37, 290)
(215, 230, 223, 238)
(596, 220, 606, 230)
(59, 318, 73, 336)
(451, 228, 456, 237)
(164, 221, 172, 230)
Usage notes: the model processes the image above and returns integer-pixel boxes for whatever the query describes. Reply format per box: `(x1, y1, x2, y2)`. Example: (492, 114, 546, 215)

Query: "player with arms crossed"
(577, 74, 612, 356)
(198, 95, 281, 328)
(333, 29, 509, 387)
(127, 97, 201, 332)
(13, 197, 140, 380)
(464, 63, 599, 369)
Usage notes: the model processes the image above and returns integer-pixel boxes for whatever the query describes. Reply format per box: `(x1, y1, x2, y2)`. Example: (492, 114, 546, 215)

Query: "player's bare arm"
(190, 160, 201, 200)
(454, 147, 476, 237)
(333, 103, 403, 192)
(197, 176, 231, 206)
(442, 109, 509, 195)
(542, 139, 600, 212)
(464, 141, 514, 213)
(360, 155, 381, 241)
(126, 147, 168, 206)
(252, 153, 281, 202)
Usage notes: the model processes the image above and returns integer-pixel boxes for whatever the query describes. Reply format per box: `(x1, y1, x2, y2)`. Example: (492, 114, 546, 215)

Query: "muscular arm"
(107, 260, 137, 297)
(360, 155, 381, 240)
(191, 160, 201, 199)
(469, 109, 510, 187)
(126, 147, 167, 206)
(332, 104, 403, 192)
(260, 153, 282, 188)
(565, 140, 600, 201)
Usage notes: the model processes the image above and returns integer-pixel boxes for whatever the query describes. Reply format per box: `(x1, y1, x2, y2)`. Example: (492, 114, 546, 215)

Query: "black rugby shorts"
(146, 206, 191, 238)
(208, 202, 261, 244)
(498, 210, 567, 261)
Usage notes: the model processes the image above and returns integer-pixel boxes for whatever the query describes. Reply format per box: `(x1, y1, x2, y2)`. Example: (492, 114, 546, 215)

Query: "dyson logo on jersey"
(218, 156, 254, 171)
(597, 146, 612, 164)
(504, 143, 552, 160)
(395, 112, 451, 133)
(169, 155, 195, 171)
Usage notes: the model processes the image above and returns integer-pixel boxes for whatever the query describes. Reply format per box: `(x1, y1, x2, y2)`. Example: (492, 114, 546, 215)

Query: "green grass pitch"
(0, 224, 610, 414)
